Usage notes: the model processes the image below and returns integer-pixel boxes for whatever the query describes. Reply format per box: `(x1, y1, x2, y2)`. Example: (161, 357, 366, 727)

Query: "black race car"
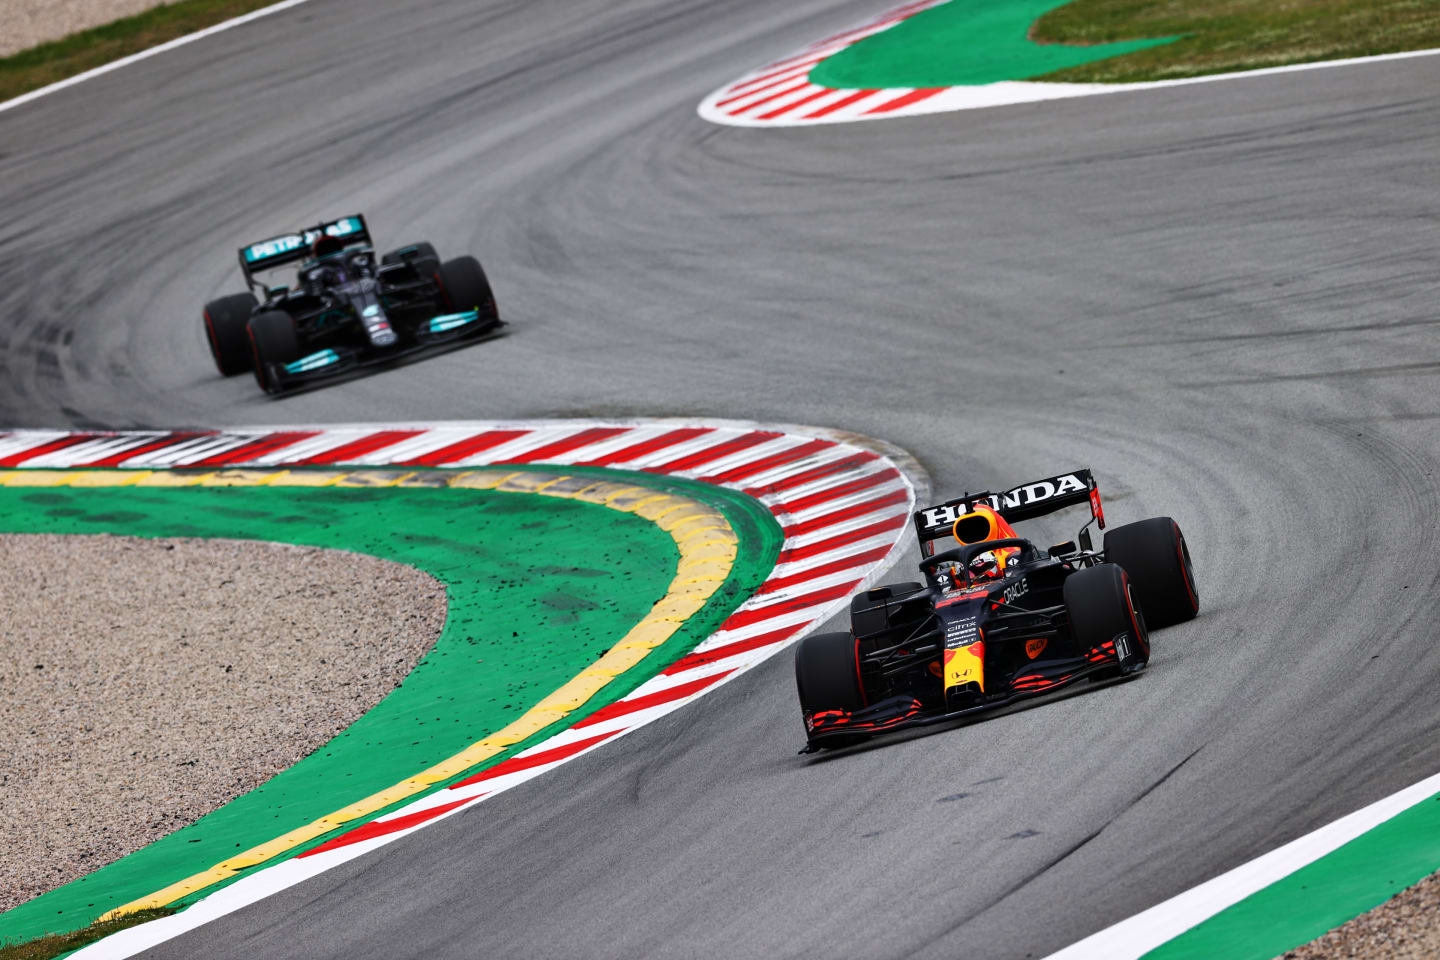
(795, 469, 1199, 752)
(202, 215, 502, 394)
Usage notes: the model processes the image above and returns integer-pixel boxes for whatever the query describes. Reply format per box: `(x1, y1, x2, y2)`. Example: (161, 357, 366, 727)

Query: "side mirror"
(1048, 541, 1077, 559)
(1078, 529, 1093, 552)
(267, 285, 289, 299)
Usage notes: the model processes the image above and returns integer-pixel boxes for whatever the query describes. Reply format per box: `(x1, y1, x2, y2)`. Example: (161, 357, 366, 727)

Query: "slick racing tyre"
(1065, 563, 1149, 678)
(1103, 517, 1199, 629)
(795, 631, 864, 741)
(203, 292, 257, 376)
(849, 582, 923, 647)
(437, 256, 497, 321)
(382, 242, 439, 272)
(247, 311, 300, 394)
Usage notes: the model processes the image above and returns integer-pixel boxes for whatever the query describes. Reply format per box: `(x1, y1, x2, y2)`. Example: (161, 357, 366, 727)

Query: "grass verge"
(1032, 0, 1440, 82)
(0, 908, 175, 960)
(0, 0, 283, 104)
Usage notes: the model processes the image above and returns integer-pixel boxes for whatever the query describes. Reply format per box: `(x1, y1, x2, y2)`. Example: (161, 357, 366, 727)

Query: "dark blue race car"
(796, 469, 1200, 752)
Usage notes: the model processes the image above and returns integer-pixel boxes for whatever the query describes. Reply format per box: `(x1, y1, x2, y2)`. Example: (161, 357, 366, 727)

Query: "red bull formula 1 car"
(202, 214, 502, 394)
(795, 469, 1199, 752)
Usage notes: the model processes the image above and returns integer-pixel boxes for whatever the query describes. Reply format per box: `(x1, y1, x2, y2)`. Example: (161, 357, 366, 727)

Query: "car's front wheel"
(247, 311, 300, 394)
(437, 255, 497, 321)
(795, 631, 864, 742)
(1065, 562, 1149, 678)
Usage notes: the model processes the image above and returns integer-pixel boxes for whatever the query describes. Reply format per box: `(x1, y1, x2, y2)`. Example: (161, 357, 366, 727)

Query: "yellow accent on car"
(944, 641, 985, 694)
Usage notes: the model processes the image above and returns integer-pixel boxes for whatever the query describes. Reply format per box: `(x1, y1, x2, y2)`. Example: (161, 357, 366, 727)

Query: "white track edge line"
(1042, 767, 1440, 959)
(0, 0, 314, 116)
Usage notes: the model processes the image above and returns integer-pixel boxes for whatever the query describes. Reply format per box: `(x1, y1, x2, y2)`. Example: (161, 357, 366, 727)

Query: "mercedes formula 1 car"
(202, 214, 502, 394)
(795, 469, 1199, 752)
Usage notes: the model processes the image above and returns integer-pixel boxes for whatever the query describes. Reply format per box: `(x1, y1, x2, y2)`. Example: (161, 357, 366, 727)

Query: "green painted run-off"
(1145, 790, 1440, 959)
(808, 0, 1175, 89)
(0, 466, 781, 945)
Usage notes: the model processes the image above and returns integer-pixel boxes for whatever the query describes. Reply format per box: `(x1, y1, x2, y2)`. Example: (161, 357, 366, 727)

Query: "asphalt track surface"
(3, 1, 1439, 957)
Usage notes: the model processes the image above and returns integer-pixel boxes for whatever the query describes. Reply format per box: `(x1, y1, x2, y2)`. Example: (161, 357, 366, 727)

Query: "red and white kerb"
(2, 419, 925, 879)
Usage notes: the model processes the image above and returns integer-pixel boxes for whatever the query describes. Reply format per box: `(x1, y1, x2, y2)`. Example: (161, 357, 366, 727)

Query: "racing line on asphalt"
(2, 0, 1440, 956)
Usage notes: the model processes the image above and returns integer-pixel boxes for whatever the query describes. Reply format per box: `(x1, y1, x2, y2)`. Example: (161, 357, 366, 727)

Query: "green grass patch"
(810, 0, 1440, 90)
(0, 908, 174, 960)
(0, 480, 679, 946)
(1032, 0, 1440, 82)
(809, 0, 1176, 89)
(0, 468, 780, 951)
(0, 0, 281, 104)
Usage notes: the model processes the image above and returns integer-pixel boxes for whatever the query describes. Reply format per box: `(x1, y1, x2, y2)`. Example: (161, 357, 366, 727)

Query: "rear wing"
(912, 468, 1104, 553)
(238, 214, 370, 284)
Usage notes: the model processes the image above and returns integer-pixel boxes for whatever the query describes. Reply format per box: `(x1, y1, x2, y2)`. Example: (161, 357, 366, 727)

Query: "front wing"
(261, 311, 504, 393)
(802, 652, 1122, 753)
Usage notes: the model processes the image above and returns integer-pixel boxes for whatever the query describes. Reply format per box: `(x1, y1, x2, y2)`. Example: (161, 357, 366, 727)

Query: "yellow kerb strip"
(0, 467, 734, 918)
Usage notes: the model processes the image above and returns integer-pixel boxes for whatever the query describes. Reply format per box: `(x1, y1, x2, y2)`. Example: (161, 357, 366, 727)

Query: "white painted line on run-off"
(0, 0, 313, 115)
(1043, 767, 1440, 959)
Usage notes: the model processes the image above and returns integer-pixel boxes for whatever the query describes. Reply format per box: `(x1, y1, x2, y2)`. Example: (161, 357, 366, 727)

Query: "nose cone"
(359, 302, 397, 347)
(944, 639, 985, 701)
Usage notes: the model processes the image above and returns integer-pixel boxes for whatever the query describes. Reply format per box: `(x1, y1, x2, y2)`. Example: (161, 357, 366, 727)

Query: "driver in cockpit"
(306, 235, 374, 291)
(933, 503, 1020, 590)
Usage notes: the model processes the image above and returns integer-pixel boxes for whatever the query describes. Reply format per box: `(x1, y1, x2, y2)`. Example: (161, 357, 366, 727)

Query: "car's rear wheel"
(247, 311, 300, 395)
(1065, 563, 1149, 678)
(1103, 517, 1199, 629)
(203, 293, 257, 376)
(437, 255, 497, 320)
(795, 631, 864, 741)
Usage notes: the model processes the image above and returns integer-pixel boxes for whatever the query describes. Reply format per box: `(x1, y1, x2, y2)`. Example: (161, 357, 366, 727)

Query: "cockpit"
(927, 503, 1023, 590)
(299, 245, 376, 292)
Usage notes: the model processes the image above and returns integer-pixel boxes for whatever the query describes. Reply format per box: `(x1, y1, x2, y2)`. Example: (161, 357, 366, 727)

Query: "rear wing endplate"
(238, 214, 370, 283)
(912, 468, 1104, 551)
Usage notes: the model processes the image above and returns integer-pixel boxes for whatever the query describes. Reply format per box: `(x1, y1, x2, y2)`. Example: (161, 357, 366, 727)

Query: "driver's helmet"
(944, 503, 1022, 585)
(969, 550, 1003, 581)
(311, 234, 345, 260)
(346, 248, 374, 273)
